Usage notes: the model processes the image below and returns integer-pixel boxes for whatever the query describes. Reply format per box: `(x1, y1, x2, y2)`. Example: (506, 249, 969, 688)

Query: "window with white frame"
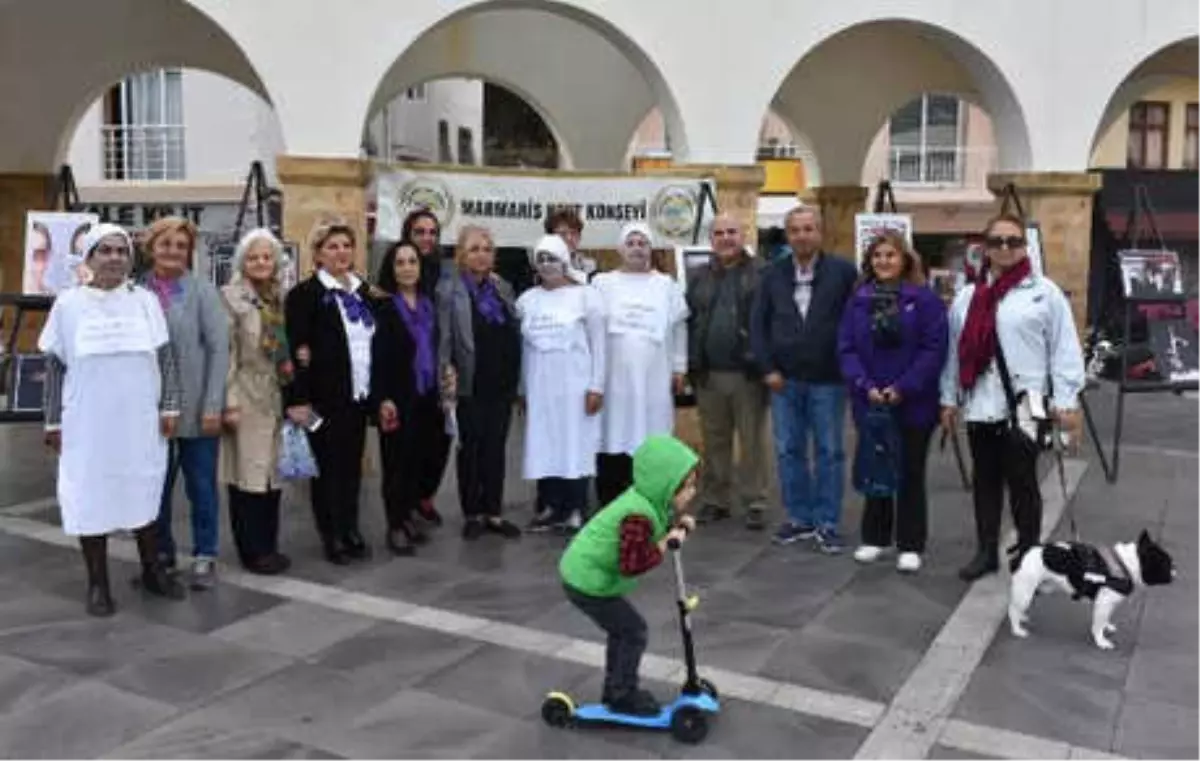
(406, 84, 426, 101)
(103, 69, 185, 180)
(888, 94, 963, 184)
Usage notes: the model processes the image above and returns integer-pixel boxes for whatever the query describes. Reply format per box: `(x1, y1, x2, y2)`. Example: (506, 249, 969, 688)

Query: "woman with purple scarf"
(837, 233, 947, 574)
(370, 242, 441, 555)
(438, 225, 523, 541)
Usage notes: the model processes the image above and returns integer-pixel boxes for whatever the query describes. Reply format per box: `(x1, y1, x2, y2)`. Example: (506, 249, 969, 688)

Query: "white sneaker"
(897, 552, 922, 574)
(854, 545, 884, 564)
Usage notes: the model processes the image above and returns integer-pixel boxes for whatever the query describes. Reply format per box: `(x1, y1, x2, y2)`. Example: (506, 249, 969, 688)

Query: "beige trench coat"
(219, 281, 284, 492)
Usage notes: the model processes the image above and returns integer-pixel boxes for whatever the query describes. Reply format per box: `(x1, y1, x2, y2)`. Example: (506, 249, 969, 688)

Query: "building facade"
(0, 0, 1195, 329)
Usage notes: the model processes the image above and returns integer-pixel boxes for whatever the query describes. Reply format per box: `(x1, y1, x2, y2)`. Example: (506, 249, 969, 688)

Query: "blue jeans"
(157, 437, 221, 559)
(770, 380, 846, 532)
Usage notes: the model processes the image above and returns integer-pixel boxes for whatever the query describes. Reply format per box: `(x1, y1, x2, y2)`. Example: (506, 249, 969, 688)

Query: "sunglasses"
(986, 235, 1026, 250)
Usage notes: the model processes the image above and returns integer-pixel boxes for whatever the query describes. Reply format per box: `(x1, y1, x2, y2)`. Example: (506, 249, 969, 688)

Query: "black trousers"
(421, 406, 453, 502)
(380, 395, 442, 530)
(456, 396, 513, 518)
(537, 477, 589, 520)
(861, 424, 934, 553)
(307, 403, 368, 544)
(595, 453, 634, 507)
(967, 422, 1042, 555)
(227, 485, 282, 565)
(565, 584, 647, 700)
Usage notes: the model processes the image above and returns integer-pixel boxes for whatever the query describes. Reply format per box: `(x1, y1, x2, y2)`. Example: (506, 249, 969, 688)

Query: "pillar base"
(988, 171, 1103, 332)
(798, 185, 869, 262)
(276, 156, 371, 277)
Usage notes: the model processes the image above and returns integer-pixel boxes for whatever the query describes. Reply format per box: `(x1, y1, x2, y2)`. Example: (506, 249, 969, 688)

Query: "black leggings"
(227, 486, 282, 564)
(565, 584, 647, 700)
(967, 422, 1043, 555)
(307, 404, 367, 544)
(456, 396, 514, 518)
(860, 425, 934, 553)
(379, 394, 444, 529)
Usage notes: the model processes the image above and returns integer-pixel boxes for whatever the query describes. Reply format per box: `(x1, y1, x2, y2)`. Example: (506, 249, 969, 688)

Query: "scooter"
(541, 534, 720, 744)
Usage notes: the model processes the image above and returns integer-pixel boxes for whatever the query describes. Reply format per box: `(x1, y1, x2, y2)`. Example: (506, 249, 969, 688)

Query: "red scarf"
(957, 256, 1032, 390)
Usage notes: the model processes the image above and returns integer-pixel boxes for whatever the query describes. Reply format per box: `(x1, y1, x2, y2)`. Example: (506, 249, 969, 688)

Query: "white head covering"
(618, 222, 655, 270)
(81, 223, 132, 260)
(531, 234, 586, 284)
(231, 227, 283, 284)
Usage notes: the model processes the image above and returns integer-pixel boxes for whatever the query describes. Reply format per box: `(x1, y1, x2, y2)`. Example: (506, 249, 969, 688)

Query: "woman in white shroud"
(518, 234, 607, 533)
(590, 222, 689, 506)
(39, 223, 187, 617)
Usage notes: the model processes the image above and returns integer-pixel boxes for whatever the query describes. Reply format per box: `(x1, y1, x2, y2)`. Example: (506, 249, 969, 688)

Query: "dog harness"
(1042, 542, 1134, 600)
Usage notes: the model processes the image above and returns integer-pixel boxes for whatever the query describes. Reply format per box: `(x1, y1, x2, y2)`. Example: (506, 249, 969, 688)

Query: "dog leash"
(1051, 420, 1079, 542)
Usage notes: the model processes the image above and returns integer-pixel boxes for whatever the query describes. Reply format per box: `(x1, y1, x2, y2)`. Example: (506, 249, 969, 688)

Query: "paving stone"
(210, 601, 378, 659)
(103, 722, 345, 760)
(0, 654, 76, 717)
(1112, 695, 1197, 760)
(309, 621, 486, 691)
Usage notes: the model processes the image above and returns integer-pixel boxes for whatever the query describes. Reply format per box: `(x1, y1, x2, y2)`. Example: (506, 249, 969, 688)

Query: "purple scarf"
(393, 293, 436, 396)
(462, 272, 507, 325)
(145, 273, 185, 312)
(323, 288, 375, 329)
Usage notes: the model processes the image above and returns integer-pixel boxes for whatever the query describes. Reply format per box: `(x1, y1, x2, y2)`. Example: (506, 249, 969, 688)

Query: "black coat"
(283, 275, 377, 414)
(368, 294, 438, 429)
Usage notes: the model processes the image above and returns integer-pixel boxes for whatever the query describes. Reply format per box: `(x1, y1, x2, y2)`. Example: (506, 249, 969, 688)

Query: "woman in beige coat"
(220, 228, 293, 575)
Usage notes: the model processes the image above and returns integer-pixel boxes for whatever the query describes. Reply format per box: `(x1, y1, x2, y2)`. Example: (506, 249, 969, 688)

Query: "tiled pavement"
(0, 385, 1194, 759)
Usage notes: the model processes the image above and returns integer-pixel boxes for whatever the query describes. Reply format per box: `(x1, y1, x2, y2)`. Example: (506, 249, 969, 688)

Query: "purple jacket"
(837, 282, 948, 429)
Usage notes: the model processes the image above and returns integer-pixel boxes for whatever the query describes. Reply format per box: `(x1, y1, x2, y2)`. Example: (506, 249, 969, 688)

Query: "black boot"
(342, 529, 371, 561)
(322, 536, 351, 565)
(133, 525, 186, 600)
(79, 536, 115, 617)
(958, 547, 1000, 581)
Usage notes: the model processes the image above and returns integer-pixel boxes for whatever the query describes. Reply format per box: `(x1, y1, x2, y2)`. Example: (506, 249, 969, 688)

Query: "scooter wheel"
(699, 678, 719, 700)
(541, 695, 573, 728)
(670, 706, 709, 744)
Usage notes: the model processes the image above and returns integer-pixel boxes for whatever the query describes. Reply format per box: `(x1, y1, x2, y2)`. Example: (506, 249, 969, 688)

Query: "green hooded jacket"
(559, 435, 699, 597)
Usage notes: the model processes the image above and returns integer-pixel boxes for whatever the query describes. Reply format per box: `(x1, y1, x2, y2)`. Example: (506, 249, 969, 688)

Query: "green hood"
(630, 434, 699, 523)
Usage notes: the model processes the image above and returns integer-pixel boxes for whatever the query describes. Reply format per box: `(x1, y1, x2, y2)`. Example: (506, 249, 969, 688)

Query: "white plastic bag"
(277, 421, 319, 480)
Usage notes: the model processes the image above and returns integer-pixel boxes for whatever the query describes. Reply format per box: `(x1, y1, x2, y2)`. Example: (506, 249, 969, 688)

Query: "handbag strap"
(993, 335, 1021, 426)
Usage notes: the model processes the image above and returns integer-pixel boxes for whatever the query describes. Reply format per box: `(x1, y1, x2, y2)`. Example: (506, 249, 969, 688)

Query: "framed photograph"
(1118, 249, 1183, 299)
(854, 213, 913, 268)
(22, 211, 100, 295)
(1147, 319, 1199, 383)
(12, 353, 46, 412)
(674, 245, 714, 289)
(928, 268, 956, 303)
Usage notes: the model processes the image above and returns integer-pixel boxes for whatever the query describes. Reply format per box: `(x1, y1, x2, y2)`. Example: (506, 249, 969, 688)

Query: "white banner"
(373, 168, 714, 248)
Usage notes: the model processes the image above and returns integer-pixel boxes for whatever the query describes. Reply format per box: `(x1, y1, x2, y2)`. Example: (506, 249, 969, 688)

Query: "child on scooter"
(559, 434, 699, 716)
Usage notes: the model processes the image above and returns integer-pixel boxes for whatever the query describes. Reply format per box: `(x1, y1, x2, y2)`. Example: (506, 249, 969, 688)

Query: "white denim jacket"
(940, 274, 1086, 423)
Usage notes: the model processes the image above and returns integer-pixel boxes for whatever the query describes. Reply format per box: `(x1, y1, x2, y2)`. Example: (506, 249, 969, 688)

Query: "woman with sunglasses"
(839, 233, 947, 573)
(939, 214, 1085, 581)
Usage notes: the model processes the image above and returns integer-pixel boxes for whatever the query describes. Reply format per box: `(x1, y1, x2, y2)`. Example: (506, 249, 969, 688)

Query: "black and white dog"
(1008, 530, 1175, 650)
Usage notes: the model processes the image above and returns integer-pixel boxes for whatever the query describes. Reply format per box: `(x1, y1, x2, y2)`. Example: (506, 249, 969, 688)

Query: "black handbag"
(994, 337, 1053, 456)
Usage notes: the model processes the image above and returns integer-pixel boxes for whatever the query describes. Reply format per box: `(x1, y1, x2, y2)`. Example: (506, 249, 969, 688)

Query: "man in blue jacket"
(750, 206, 858, 553)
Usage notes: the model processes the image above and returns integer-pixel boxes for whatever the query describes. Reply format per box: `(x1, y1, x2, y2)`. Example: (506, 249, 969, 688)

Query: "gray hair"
(784, 204, 823, 230)
(231, 227, 284, 284)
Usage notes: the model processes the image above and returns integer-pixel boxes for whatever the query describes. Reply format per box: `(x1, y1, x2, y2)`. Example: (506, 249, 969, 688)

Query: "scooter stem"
(669, 542, 703, 693)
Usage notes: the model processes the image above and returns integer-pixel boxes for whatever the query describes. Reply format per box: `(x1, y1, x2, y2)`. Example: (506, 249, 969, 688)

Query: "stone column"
(798, 184, 869, 262)
(987, 172, 1103, 333)
(0, 173, 55, 349)
(276, 156, 370, 277)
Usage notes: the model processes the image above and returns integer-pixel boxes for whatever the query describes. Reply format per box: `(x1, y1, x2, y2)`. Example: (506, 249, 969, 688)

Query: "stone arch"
(361, 0, 688, 170)
(0, 0, 278, 173)
(760, 18, 1034, 185)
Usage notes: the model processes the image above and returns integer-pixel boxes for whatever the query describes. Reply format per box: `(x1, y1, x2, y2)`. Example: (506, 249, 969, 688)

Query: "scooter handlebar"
(667, 537, 682, 551)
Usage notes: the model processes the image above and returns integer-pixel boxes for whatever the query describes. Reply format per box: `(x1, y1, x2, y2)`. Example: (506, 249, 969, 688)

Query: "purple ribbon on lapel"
(324, 288, 375, 329)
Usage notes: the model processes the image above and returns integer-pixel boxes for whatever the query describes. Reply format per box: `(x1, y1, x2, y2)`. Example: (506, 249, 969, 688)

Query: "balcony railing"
(887, 145, 997, 187)
(103, 124, 186, 181)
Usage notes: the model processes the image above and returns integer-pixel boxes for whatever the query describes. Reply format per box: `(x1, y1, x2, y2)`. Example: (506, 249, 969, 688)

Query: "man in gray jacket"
(686, 213, 768, 530)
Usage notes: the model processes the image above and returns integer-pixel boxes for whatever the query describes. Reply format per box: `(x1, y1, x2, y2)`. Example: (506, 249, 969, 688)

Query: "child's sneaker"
(815, 528, 845, 555)
(607, 689, 661, 717)
(773, 522, 816, 545)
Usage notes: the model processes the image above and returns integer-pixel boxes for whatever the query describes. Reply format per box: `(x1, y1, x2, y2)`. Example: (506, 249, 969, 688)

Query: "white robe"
(517, 285, 606, 480)
(591, 270, 688, 456)
(38, 285, 170, 536)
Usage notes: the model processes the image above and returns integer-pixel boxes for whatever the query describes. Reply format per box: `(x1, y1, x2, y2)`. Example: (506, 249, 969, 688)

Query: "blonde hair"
(307, 216, 356, 259)
(144, 216, 197, 256)
(455, 224, 495, 269)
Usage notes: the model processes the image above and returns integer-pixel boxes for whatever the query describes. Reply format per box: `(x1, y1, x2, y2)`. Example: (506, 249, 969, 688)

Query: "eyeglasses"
(985, 235, 1026, 250)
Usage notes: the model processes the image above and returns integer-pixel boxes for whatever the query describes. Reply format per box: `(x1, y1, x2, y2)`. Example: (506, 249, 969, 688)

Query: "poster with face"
(1118, 250, 1184, 299)
(854, 213, 913, 269)
(22, 211, 100, 295)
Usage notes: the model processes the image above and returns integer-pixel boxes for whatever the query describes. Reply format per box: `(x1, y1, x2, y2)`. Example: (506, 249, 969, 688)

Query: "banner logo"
(650, 185, 699, 241)
(396, 176, 455, 228)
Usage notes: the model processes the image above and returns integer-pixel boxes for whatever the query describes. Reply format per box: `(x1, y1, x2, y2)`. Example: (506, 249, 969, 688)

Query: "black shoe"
(342, 531, 371, 561)
(486, 518, 521, 539)
(139, 564, 186, 600)
(958, 551, 1000, 581)
(462, 519, 486, 541)
(387, 530, 417, 557)
(322, 539, 352, 566)
(745, 507, 766, 531)
(401, 519, 429, 546)
(696, 505, 731, 525)
(86, 584, 115, 617)
(606, 689, 661, 717)
(245, 553, 291, 576)
(526, 508, 560, 534)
